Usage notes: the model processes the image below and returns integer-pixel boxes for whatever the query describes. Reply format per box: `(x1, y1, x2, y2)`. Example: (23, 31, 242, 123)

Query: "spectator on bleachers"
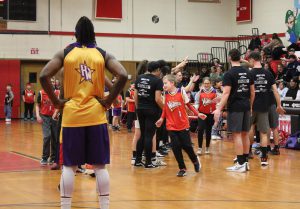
(210, 66, 218, 81)
(264, 33, 285, 60)
(216, 65, 224, 79)
(261, 33, 271, 47)
(286, 77, 299, 99)
(260, 49, 267, 65)
(277, 63, 287, 81)
(285, 55, 300, 82)
(248, 35, 261, 51)
(199, 67, 210, 83)
(277, 80, 288, 99)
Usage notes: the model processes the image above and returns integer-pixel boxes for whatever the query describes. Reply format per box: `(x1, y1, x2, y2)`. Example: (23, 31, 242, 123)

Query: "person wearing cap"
(22, 83, 35, 121)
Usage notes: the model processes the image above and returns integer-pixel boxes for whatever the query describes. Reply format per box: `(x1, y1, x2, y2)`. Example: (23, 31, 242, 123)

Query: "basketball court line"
(0, 199, 300, 208)
(10, 151, 41, 161)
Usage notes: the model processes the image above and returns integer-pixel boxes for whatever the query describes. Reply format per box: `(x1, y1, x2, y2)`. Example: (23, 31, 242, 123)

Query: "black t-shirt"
(286, 87, 299, 100)
(222, 66, 254, 112)
(251, 68, 275, 112)
(135, 74, 163, 110)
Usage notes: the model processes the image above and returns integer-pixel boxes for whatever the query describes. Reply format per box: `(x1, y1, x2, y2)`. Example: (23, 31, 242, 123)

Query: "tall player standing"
(214, 49, 255, 173)
(39, 16, 127, 209)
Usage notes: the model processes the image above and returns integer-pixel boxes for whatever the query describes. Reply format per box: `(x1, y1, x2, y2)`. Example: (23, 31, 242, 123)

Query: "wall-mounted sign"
(95, 0, 122, 20)
(236, 0, 252, 23)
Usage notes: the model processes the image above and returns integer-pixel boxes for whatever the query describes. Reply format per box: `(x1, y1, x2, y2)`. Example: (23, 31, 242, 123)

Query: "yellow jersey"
(62, 44, 107, 127)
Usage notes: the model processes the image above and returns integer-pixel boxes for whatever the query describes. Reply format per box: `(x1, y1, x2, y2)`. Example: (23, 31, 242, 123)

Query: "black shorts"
(227, 111, 251, 132)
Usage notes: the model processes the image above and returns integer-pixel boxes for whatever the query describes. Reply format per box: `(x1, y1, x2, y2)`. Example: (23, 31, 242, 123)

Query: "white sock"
(60, 166, 76, 209)
(94, 166, 110, 209)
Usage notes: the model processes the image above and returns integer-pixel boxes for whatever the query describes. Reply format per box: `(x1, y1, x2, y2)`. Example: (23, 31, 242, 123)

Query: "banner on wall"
(236, 0, 252, 23)
(95, 0, 122, 20)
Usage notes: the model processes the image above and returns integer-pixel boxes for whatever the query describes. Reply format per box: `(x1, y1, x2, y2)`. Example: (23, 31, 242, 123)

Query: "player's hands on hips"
(276, 105, 286, 115)
(53, 99, 68, 110)
(96, 96, 112, 110)
(155, 118, 164, 127)
(198, 113, 207, 120)
(37, 115, 43, 124)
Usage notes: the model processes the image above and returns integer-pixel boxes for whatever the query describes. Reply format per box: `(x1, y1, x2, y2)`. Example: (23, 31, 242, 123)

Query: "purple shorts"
(62, 124, 110, 166)
(112, 108, 122, 117)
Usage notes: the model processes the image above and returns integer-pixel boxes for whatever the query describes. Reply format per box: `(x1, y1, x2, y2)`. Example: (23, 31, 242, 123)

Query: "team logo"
(75, 61, 95, 84)
(167, 101, 181, 111)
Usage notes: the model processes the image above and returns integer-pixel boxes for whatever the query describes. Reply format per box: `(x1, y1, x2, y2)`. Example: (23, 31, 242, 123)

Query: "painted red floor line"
(0, 152, 45, 172)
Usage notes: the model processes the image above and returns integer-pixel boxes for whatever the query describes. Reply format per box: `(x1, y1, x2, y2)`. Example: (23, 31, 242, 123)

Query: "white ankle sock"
(61, 197, 72, 209)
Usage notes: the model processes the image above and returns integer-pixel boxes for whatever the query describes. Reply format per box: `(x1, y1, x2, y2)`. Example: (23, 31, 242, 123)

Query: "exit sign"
(30, 48, 39, 54)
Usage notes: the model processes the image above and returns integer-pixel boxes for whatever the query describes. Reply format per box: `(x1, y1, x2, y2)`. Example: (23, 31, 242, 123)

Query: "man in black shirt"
(214, 49, 255, 173)
(134, 61, 164, 168)
(286, 55, 300, 82)
(248, 52, 285, 166)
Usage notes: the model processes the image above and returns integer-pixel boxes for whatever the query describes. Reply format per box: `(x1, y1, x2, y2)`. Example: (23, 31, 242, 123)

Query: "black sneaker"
(270, 148, 280, 155)
(260, 157, 269, 166)
(144, 163, 158, 169)
(134, 161, 144, 167)
(177, 169, 187, 177)
(193, 157, 201, 172)
(158, 149, 168, 156)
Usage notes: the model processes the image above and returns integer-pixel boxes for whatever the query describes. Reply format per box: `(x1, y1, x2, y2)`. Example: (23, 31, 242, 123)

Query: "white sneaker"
(226, 163, 247, 173)
(152, 157, 167, 166)
(131, 157, 136, 165)
(205, 147, 210, 154)
(215, 135, 222, 140)
(5, 118, 11, 122)
(156, 151, 165, 158)
(196, 148, 202, 155)
(211, 135, 218, 140)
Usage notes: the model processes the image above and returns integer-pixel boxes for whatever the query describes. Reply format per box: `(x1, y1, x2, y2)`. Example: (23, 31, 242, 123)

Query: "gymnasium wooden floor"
(0, 121, 300, 209)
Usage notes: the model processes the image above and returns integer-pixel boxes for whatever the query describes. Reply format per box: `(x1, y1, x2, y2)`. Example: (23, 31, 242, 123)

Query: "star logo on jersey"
(75, 61, 95, 84)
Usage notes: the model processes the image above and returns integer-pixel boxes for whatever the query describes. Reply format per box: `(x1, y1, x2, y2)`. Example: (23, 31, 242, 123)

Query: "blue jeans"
(4, 105, 12, 119)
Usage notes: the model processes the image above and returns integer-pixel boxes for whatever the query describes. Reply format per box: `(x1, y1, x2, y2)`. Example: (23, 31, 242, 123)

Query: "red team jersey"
(24, 89, 35, 103)
(113, 95, 122, 109)
(197, 88, 217, 114)
(127, 89, 135, 112)
(39, 89, 60, 116)
(163, 88, 190, 131)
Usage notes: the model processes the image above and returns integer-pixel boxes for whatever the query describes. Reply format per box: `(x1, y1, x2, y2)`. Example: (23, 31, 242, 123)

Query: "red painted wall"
(0, 60, 21, 118)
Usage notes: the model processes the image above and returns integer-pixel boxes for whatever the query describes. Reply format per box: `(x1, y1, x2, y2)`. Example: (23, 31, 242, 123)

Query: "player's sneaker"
(226, 163, 246, 173)
(260, 157, 269, 166)
(131, 157, 136, 165)
(196, 148, 202, 155)
(177, 169, 187, 177)
(144, 163, 158, 169)
(152, 157, 167, 166)
(270, 148, 280, 155)
(194, 157, 201, 172)
(205, 147, 210, 154)
(40, 159, 48, 166)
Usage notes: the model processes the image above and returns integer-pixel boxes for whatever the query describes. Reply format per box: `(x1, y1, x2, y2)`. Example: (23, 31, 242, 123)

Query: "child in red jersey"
(112, 94, 123, 131)
(156, 74, 206, 177)
(195, 77, 217, 155)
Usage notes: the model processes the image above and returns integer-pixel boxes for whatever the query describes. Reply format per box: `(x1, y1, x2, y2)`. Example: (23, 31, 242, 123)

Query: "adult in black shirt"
(277, 63, 287, 82)
(248, 52, 285, 165)
(134, 61, 163, 168)
(285, 55, 300, 82)
(214, 49, 255, 172)
(286, 78, 299, 99)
